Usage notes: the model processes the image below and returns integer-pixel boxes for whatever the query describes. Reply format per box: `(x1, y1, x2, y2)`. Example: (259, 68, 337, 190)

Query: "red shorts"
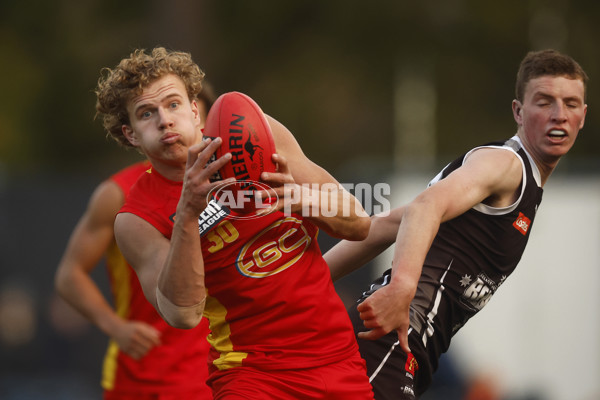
(207, 353, 374, 399)
(104, 388, 211, 400)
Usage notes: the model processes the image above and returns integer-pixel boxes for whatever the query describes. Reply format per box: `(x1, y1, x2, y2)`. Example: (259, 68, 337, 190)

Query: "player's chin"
(161, 146, 189, 163)
(547, 141, 574, 157)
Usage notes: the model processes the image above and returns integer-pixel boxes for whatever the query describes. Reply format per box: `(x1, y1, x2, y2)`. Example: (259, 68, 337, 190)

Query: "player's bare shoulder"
(466, 147, 524, 207)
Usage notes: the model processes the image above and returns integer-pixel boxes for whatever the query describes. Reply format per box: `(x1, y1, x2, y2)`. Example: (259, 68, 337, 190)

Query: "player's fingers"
(127, 342, 150, 360)
(361, 316, 381, 330)
(262, 154, 294, 184)
(138, 325, 162, 347)
(397, 328, 411, 354)
(357, 328, 385, 341)
(271, 153, 288, 173)
(356, 298, 376, 317)
(254, 185, 283, 205)
(125, 349, 142, 360)
(120, 338, 146, 360)
(127, 322, 161, 349)
(203, 151, 232, 179)
(253, 179, 295, 213)
(260, 171, 294, 187)
(130, 336, 157, 357)
(186, 139, 211, 170)
(189, 137, 226, 172)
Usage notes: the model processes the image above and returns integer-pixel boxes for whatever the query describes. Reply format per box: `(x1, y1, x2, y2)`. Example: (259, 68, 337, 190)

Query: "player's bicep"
(425, 149, 522, 222)
(114, 213, 170, 307)
(61, 181, 123, 274)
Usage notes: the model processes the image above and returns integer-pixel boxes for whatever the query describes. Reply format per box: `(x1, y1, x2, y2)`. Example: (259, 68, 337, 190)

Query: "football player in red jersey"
(95, 47, 374, 400)
(55, 84, 217, 400)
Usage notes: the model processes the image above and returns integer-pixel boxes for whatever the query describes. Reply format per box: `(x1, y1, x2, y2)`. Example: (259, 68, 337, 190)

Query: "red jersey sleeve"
(109, 161, 151, 198)
(119, 167, 181, 239)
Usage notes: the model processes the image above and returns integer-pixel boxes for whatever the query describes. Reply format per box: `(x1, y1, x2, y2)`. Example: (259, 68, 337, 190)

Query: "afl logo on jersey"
(236, 217, 312, 278)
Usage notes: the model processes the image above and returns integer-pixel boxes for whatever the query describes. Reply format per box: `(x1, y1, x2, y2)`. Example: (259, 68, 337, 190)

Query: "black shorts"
(349, 304, 432, 400)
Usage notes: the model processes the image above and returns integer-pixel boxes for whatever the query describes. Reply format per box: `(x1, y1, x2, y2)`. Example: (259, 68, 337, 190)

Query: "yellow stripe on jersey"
(101, 340, 120, 390)
(101, 241, 133, 389)
(105, 240, 133, 318)
(204, 295, 248, 370)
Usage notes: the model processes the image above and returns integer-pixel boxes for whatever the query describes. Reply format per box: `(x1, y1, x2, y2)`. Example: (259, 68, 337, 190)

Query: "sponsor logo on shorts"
(401, 385, 415, 397)
(404, 353, 419, 376)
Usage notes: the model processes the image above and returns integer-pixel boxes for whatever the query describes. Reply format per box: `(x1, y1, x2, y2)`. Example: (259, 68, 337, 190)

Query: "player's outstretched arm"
(324, 207, 405, 281)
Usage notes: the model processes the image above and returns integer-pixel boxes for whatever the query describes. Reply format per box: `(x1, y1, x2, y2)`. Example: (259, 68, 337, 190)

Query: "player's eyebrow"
(133, 92, 184, 115)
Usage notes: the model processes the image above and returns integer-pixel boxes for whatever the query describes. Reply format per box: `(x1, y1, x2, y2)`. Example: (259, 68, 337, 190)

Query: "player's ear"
(579, 103, 588, 130)
(122, 124, 139, 146)
(190, 100, 201, 124)
(512, 100, 523, 124)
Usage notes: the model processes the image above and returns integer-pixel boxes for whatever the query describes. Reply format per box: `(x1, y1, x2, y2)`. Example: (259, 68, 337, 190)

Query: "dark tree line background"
(0, 1, 598, 398)
(1, 0, 599, 179)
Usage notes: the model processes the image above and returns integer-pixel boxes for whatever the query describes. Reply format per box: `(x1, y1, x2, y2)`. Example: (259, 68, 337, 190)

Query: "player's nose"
(157, 107, 174, 129)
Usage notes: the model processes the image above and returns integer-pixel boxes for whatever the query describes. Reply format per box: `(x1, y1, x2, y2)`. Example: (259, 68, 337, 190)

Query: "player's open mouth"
(548, 129, 566, 138)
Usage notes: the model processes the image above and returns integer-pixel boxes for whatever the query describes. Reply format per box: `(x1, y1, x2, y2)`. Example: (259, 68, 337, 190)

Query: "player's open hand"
(181, 138, 234, 214)
(113, 320, 162, 360)
(356, 282, 413, 354)
(256, 153, 303, 215)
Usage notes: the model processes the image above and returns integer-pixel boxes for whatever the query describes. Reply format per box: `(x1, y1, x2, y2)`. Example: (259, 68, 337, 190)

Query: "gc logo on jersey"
(236, 217, 311, 278)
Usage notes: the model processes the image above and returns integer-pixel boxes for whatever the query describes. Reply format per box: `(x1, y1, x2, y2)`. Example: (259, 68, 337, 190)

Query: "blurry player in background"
(55, 83, 217, 400)
(325, 49, 588, 399)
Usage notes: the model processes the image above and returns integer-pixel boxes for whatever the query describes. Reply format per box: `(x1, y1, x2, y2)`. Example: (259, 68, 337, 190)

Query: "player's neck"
(148, 158, 186, 182)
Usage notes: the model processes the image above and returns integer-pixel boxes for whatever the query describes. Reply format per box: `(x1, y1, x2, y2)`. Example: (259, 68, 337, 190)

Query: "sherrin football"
(203, 91, 277, 214)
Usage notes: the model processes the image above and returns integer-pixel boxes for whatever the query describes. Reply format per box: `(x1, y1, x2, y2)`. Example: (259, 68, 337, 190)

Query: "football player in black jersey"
(325, 49, 588, 400)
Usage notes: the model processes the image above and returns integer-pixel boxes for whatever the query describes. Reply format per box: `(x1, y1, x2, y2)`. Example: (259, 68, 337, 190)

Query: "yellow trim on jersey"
(101, 340, 120, 390)
(101, 241, 133, 389)
(105, 241, 132, 318)
(204, 295, 248, 370)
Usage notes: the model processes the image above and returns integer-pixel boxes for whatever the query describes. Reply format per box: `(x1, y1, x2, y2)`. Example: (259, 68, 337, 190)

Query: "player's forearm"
(158, 209, 206, 306)
(325, 211, 402, 281)
(55, 267, 123, 335)
(302, 186, 370, 240)
(325, 238, 387, 281)
(154, 209, 207, 329)
(389, 200, 440, 291)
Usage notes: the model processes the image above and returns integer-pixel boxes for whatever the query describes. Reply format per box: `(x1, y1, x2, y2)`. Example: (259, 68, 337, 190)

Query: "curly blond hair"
(95, 47, 206, 147)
